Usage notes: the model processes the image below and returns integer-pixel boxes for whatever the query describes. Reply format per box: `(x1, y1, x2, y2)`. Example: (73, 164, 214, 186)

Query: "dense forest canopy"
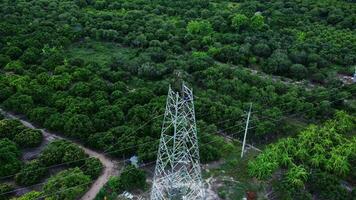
(0, 0, 354, 163)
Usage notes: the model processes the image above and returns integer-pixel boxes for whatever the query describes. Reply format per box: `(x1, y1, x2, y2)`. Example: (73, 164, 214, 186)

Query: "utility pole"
(241, 103, 252, 158)
(151, 84, 204, 200)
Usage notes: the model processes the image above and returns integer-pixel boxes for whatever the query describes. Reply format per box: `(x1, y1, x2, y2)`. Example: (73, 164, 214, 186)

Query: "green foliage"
(285, 165, 308, 188)
(0, 54, 10, 69)
(290, 64, 308, 80)
(5, 47, 22, 60)
(28, 107, 57, 125)
(0, 1, 354, 198)
(0, 139, 22, 177)
(198, 121, 233, 163)
(13, 191, 42, 200)
(0, 183, 13, 200)
(308, 170, 353, 200)
(250, 13, 265, 30)
(13, 129, 42, 148)
(0, 119, 25, 140)
(3, 93, 34, 114)
(95, 165, 147, 200)
(231, 14, 248, 30)
(15, 160, 46, 186)
(265, 50, 292, 74)
(0, 119, 43, 149)
(64, 114, 94, 139)
(39, 140, 87, 167)
(4, 61, 24, 74)
(119, 165, 147, 191)
(187, 20, 213, 36)
(95, 176, 121, 200)
(248, 111, 356, 197)
(82, 158, 103, 179)
(43, 168, 91, 200)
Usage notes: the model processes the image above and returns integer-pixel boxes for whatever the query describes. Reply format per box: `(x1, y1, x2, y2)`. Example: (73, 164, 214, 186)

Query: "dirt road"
(0, 108, 120, 200)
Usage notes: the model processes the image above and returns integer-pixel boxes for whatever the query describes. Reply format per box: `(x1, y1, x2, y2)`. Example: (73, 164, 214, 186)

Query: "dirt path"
(0, 108, 120, 200)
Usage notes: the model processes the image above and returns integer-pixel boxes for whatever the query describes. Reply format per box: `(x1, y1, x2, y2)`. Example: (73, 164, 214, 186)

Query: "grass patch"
(204, 141, 267, 199)
(65, 40, 138, 66)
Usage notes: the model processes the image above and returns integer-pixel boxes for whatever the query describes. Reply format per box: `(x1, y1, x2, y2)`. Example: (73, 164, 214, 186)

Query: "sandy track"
(0, 108, 120, 200)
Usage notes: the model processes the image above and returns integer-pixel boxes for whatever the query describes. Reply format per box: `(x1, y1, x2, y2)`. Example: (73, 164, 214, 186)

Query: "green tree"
(82, 158, 103, 179)
(250, 13, 265, 30)
(4, 61, 24, 74)
(186, 20, 213, 36)
(5, 46, 22, 59)
(0, 54, 10, 69)
(62, 143, 87, 166)
(20, 47, 40, 64)
(28, 107, 57, 125)
(0, 183, 13, 200)
(0, 139, 22, 177)
(290, 64, 308, 80)
(43, 168, 91, 200)
(119, 165, 147, 191)
(13, 129, 42, 148)
(248, 112, 355, 197)
(39, 140, 87, 167)
(64, 114, 94, 139)
(265, 50, 292, 74)
(15, 160, 46, 186)
(231, 14, 248, 30)
(253, 43, 271, 58)
(3, 93, 34, 114)
(0, 119, 25, 140)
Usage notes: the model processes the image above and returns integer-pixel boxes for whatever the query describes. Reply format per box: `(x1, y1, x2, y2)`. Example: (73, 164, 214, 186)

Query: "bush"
(0, 54, 10, 69)
(4, 61, 24, 74)
(43, 168, 91, 200)
(0, 139, 22, 177)
(13, 129, 42, 148)
(39, 140, 87, 167)
(82, 158, 103, 179)
(13, 191, 42, 200)
(119, 165, 147, 191)
(290, 64, 308, 80)
(0, 119, 25, 140)
(3, 93, 34, 113)
(0, 183, 13, 200)
(95, 176, 121, 200)
(15, 160, 46, 186)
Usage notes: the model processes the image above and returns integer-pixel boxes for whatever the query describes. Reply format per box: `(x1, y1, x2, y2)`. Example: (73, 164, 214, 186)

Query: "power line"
(0, 86, 351, 198)
(0, 112, 250, 181)
(0, 120, 253, 198)
(7, 97, 337, 200)
(0, 89, 349, 182)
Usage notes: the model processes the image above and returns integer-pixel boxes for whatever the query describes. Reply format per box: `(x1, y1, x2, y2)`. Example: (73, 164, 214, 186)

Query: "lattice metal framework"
(150, 84, 204, 200)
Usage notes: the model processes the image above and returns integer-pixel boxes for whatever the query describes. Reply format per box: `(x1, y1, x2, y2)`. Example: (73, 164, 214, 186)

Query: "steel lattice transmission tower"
(150, 84, 204, 200)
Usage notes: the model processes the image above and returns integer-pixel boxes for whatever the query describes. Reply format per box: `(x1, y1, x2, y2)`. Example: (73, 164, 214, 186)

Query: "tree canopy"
(248, 111, 356, 199)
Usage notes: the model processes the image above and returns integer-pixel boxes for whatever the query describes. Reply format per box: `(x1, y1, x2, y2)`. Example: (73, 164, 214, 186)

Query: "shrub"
(0, 139, 22, 176)
(15, 160, 46, 186)
(43, 168, 91, 200)
(13, 129, 42, 148)
(82, 158, 103, 179)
